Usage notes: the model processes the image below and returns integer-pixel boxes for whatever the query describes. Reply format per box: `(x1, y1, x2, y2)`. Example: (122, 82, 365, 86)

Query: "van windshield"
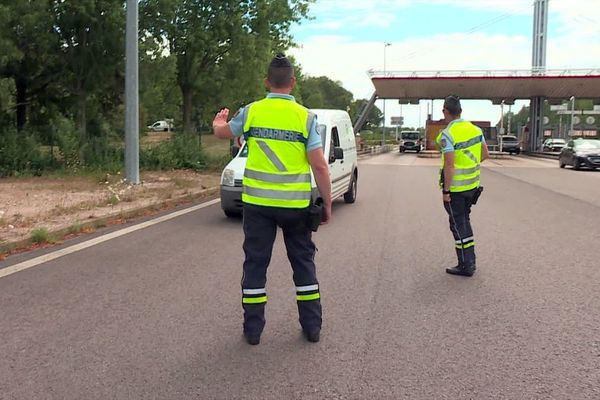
(317, 124, 327, 150)
(402, 132, 419, 140)
(239, 143, 248, 157)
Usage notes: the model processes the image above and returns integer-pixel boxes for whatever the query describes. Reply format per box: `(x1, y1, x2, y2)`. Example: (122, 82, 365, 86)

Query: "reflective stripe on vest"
(242, 98, 312, 208)
(437, 120, 483, 192)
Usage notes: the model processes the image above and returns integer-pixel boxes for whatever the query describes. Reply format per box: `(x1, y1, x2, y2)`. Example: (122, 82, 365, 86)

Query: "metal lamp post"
(382, 42, 391, 149)
(125, 0, 140, 184)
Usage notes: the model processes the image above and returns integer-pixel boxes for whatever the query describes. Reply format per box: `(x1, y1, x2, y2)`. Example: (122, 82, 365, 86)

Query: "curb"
(489, 151, 511, 159)
(417, 151, 440, 158)
(0, 187, 219, 257)
(524, 152, 560, 160)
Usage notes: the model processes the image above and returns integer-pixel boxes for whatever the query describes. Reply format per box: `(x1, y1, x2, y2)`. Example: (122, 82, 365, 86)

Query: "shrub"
(0, 128, 51, 177)
(140, 133, 205, 170)
(30, 227, 50, 244)
(53, 117, 81, 170)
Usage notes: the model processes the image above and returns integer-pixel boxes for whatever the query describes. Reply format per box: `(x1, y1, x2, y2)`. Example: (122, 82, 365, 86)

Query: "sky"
(289, 0, 600, 129)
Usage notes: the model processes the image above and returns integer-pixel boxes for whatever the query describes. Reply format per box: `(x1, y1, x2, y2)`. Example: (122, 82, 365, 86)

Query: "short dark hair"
(443, 95, 462, 116)
(267, 53, 294, 88)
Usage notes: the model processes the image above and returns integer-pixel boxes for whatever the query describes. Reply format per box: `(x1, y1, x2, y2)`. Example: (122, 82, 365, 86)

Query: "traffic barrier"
(357, 145, 397, 156)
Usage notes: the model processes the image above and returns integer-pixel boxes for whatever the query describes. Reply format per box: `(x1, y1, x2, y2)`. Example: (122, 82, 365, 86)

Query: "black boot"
(303, 329, 320, 343)
(446, 264, 476, 277)
(244, 333, 261, 345)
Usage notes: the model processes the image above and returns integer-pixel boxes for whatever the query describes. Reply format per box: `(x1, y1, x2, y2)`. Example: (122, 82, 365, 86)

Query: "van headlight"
(221, 169, 235, 186)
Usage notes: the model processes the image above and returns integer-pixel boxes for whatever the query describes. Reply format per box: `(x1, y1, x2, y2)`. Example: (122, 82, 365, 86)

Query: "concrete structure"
(424, 117, 494, 151)
(355, 69, 600, 152)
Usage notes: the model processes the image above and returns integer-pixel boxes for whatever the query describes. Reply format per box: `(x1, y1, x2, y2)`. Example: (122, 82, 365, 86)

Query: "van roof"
(310, 109, 350, 120)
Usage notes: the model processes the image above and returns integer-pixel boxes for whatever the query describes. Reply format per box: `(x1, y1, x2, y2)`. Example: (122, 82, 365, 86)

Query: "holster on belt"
(307, 197, 323, 232)
(471, 186, 484, 205)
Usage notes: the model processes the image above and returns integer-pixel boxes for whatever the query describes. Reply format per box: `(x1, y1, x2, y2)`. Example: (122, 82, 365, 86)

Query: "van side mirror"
(230, 145, 240, 158)
(329, 147, 344, 163)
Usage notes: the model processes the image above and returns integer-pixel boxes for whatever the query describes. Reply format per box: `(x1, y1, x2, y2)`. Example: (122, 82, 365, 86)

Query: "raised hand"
(213, 108, 230, 128)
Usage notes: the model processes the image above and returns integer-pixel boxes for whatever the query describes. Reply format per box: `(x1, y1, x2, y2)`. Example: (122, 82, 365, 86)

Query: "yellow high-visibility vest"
(436, 120, 483, 192)
(242, 97, 314, 208)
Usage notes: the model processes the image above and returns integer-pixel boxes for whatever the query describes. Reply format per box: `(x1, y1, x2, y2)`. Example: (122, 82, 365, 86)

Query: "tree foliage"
(295, 75, 382, 129)
(497, 100, 596, 135)
(349, 98, 383, 129)
(140, 0, 313, 133)
(299, 76, 353, 110)
(0, 0, 323, 175)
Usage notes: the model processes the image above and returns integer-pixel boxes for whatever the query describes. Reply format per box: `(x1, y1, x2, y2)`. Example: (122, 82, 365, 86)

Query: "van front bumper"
(220, 185, 243, 212)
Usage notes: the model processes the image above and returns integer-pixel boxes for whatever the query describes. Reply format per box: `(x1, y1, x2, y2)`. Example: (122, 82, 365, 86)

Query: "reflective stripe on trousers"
(443, 189, 477, 267)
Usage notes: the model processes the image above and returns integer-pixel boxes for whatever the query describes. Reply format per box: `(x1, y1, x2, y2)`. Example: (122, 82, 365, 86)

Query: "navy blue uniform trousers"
(443, 189, 477, 267)
(241, 204, 322, 336)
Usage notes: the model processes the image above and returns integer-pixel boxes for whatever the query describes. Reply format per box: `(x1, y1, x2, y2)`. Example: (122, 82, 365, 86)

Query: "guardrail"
(357, 145, 397, 156)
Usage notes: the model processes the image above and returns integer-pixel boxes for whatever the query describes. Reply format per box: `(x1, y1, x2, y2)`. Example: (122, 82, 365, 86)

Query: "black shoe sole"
(244, 335, 261, 345)
(304, 331, 320, 343)
(446, 268, 475, 277)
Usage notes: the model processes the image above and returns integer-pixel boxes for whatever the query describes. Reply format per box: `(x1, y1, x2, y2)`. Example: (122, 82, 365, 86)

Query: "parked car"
(398, 131, 422, 153)
(499, 135, 521, 155)
(542, 138, 566, 152)
(559, 138, 600, 170)
(220, 109, 359, 218)
(147, 120, 173, 132)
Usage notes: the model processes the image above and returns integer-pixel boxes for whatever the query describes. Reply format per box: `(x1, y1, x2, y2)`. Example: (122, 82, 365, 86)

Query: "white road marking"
(0, 198, 221, 280)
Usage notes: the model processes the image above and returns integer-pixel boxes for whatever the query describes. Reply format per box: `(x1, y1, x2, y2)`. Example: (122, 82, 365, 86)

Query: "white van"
(147, 120, 173, 132)
(220, 109, 358, 217)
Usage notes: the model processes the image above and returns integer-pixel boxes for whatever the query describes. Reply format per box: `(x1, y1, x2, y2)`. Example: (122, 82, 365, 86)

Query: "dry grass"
(140, 132, 230, 157)
(0, 169, 221, 248)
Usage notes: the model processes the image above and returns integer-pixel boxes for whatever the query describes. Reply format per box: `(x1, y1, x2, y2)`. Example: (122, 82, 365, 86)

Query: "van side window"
(329, 127, 341, 163)
(331, 127, 340, 147)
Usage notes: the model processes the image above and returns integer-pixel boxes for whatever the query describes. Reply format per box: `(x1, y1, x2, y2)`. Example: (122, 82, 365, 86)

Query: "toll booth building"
(353, 69, 600, 152)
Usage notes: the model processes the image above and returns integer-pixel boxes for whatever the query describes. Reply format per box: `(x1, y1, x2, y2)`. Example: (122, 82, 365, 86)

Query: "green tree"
(52, 0, 125, 146)
(497, 100, 595, 135)
(299, 76, 353, 110)
(349, 99, 383, 130)
(140, 0, 313, 134)
(139, 52, 181, 128)
(0, 0, 60, 130)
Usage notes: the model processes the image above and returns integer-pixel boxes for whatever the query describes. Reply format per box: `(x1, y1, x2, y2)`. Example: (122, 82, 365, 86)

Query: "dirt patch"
(0, 170, 221, 250)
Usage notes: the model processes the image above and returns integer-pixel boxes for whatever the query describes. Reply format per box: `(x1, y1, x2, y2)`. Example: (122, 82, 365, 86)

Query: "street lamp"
(125, 0, 140, 184)
(382, 42, 391, 149)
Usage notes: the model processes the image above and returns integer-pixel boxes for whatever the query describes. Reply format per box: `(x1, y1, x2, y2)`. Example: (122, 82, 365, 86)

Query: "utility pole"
(382, 42, 391, 149)
(530, 0, 549, 152)
(125, 0, 140, 184)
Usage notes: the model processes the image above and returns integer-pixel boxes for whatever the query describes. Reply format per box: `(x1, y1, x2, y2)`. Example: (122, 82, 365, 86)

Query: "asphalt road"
(1, 154, 599, 400)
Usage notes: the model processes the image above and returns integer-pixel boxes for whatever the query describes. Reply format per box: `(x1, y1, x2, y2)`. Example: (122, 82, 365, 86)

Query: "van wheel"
(224, 210, 242, 218)
(344, 174, 357, 204)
